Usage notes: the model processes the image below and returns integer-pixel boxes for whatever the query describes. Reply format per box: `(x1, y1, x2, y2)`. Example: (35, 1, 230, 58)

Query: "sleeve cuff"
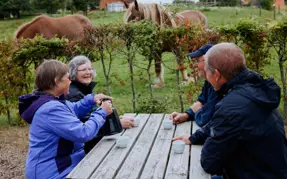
(185, 108, 195, 121)
(189, 135, 196, 144)
(95, 107, 108, 118)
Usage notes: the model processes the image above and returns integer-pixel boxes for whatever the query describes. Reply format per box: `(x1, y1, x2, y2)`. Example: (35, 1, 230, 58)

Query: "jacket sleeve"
(185, 108, 195, 121)
(194, 96, 219, 127)
(189, 124, 209, 145)
(67, 94, 96, 120)
(200, 106, 240, 175)
(46, 101, 108, 143)
(197, 81, 208, 104)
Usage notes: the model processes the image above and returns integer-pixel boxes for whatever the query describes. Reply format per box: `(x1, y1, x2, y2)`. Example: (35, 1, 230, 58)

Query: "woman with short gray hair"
(66, 55, 135, 154)
(66, 55, 96, 102)
(68, 55, 96, 81)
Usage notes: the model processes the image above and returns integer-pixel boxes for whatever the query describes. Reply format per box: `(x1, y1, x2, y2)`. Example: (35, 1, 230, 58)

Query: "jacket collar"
(216, 68, 249, 98)
(70, 80, 96, 95)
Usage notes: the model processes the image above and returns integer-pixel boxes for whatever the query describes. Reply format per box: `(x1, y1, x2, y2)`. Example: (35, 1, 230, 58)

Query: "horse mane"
(15, 15, 48, 39)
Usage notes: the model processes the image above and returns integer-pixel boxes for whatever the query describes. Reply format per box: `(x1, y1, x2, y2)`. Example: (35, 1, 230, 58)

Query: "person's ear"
(54, 79, 60, 87)
(214, 69, 221, 82)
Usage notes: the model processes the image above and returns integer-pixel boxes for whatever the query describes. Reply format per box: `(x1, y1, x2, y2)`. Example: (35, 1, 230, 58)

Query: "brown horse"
(15, 15, 92, 41)
(124, 0, 208, 88)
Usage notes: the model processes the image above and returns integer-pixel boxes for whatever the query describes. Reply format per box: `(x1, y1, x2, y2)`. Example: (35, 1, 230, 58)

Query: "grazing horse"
(15, 15, 92, 41)
(124, 0, 208, 88)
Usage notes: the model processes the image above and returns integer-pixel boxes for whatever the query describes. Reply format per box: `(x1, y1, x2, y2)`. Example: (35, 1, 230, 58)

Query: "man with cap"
(169, 44, 219, 129)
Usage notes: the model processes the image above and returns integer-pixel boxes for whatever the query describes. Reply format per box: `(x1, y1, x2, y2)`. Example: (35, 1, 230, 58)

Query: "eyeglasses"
(77, 68, 93, 72)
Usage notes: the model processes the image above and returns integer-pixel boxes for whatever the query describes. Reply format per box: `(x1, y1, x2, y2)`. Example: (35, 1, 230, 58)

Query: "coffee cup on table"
(173, 140, 185, 154)
(163, 119, 173, 130)
(133, 118, 140, 127)
(116, 136, 129, 148)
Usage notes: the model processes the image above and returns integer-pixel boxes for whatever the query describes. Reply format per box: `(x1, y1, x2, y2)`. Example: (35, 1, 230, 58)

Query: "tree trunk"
(126, 43, 136, 112)
(100, 49, 111, 96)
(279, 56, 287, 124)
(147, 54, 153, 99)
(5, 95, 11, 125)
(128, 56, 136, 112)
(175, 56, 184, 113)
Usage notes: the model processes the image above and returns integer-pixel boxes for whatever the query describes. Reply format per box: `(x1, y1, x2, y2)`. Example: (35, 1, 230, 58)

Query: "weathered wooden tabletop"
(67, 113, 211, 179)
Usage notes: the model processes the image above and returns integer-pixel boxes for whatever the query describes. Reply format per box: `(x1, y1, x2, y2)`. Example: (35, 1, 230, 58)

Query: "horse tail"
(203, 13, 209, 30)
(15, 15, 46, 39)
(198, 11, 209, 30)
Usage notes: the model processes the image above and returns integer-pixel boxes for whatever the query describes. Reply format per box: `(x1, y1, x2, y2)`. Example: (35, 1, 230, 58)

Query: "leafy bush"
(260, 0, 273, 11)
(135, 95, 170, 114)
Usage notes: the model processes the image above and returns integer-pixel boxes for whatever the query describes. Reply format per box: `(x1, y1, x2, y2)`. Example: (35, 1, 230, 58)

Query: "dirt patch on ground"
(0, 126, 29, 179)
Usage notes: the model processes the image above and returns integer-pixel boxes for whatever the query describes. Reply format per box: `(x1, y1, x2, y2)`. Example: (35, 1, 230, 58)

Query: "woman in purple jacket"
(19, 60, 113, 179)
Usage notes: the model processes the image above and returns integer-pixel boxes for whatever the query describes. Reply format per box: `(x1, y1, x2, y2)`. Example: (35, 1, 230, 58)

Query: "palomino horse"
(123, 0, 208, 88)
(15, 15, 92, 41)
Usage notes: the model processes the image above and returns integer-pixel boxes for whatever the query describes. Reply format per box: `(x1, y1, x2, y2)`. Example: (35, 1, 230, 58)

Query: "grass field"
(0, 6, 286, 126)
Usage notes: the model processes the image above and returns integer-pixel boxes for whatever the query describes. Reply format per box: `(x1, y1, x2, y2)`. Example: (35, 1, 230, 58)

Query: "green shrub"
(260, 0, 273, 11)
(135, 95, 170, 114)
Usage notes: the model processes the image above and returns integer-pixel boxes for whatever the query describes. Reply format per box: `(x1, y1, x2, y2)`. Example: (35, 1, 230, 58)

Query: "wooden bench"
(67, 113, 211, 179)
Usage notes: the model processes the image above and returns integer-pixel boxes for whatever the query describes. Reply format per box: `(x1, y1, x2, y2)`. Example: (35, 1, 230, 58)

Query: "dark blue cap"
(188, 44, 213, 58)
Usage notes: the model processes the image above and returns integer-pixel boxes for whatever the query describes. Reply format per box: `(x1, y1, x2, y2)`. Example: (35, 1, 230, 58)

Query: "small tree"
(268, 18, 287, 125)
(0, 40, 30, 124)
(236, 18, 270, 73)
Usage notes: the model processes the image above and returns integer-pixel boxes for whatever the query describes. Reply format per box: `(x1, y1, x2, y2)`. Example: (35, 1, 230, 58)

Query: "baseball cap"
(188, 44, 213, 58)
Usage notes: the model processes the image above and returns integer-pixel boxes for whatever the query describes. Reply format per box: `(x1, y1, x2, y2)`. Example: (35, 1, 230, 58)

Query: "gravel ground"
(0, 126, 29, 179)
(0, 125, 286, 179)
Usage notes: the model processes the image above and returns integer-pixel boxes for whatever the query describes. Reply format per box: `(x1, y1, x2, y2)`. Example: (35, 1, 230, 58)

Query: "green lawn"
(0, 6, 285, 126)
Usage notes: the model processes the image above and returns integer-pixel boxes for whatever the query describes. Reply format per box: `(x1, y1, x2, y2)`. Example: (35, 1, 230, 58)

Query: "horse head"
(124, 0, 142, 23)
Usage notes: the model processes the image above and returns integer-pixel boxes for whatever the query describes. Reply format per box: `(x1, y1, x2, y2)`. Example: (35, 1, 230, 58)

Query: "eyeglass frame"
(77, 68, 93, 72)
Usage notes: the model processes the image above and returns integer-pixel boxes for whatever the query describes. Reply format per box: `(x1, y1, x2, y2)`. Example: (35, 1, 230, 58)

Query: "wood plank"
(140, 114, 175, 179)
(165, 121, 191, 179)
(189, 122, 211, 179)
(89, 114, 151, 179)
(66, 114, 136, 179)
(115, 114, 165, 179)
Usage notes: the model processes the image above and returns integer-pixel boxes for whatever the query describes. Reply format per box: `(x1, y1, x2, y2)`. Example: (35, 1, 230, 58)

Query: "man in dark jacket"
(174, 43, 287, 179)
(170, 44, 219, 128)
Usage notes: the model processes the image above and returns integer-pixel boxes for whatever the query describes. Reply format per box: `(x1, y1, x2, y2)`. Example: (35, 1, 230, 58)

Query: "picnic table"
(67, 113, 211, 179)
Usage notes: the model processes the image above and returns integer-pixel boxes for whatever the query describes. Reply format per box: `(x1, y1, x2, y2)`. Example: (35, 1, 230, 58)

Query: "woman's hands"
(94, 93, 112, 105)
(120, 115, 134, 129)
(94, 94, 113, 115)
(100, 100, 113, 115)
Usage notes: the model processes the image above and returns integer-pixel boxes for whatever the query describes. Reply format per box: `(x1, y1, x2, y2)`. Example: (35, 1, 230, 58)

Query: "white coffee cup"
(116, 136, 129, 148)
(133, 118, 140, 127)
(173, 140, 185, 154)
(163, 119, 173, 130)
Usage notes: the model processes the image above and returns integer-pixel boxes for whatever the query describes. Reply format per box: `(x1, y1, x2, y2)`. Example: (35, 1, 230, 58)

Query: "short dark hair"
(35, 60, 68, 91)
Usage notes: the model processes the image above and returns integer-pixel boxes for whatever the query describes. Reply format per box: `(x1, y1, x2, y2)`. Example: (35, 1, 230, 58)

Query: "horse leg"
(153, 52, 164, 89)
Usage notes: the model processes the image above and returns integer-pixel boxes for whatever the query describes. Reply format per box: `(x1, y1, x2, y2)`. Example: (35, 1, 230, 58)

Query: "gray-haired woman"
(66, 55, 134, 153)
